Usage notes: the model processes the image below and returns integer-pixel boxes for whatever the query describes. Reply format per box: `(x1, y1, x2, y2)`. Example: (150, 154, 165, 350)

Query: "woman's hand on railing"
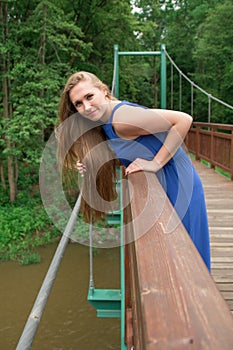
(125, 158, 161, 176)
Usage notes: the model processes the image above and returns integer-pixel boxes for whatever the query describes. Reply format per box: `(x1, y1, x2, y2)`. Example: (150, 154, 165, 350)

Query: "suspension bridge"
(15, 45, 233, 350)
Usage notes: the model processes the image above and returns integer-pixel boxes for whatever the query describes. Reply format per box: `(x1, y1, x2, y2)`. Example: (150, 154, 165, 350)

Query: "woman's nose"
(83, 100, 91, 111)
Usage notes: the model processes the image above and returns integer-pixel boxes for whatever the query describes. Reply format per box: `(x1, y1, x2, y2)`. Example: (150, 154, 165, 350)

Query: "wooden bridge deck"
(193, 159, 233, 313)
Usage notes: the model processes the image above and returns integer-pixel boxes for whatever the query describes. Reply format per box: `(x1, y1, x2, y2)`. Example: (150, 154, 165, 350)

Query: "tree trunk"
(1, 0, 17, 201)
(0, 160, 6, 190)
(38, 2, 47, 142)
(7, 156, 17, 201)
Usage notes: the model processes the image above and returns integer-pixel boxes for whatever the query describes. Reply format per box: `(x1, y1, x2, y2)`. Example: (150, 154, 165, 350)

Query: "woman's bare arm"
(112, 105, 193, 174)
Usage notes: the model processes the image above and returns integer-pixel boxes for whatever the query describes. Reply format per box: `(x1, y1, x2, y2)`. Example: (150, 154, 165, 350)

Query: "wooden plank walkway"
(193, 159, 233, 313)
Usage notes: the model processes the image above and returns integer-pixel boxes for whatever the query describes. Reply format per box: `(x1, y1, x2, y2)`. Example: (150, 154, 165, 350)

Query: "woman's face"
(69, 80, 109, 122)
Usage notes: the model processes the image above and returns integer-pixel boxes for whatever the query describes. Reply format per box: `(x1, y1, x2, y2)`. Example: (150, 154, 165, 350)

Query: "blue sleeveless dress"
(102, 100, 211, 271)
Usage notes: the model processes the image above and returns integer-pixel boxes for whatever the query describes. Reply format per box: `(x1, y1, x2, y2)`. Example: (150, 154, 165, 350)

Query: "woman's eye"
(87, 94, 94, 100)
(74, 101, 82, 108)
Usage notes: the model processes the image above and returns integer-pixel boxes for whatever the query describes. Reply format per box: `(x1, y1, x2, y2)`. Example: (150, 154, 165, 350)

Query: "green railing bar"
(160, 43, 167, 109)
(113, 44, 119, 98)
(113, 44, 167, 108)
(120, 168, 127, 350)
(118, 51, 161, 56)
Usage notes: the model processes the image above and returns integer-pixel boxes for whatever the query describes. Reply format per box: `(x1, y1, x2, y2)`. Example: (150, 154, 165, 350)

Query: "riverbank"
(0, 199, 61, 264)
(0, 185, 120, 265)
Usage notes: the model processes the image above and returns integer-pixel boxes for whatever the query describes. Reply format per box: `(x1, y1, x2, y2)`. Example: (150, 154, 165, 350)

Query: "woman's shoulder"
(111, 101, 153, 139)
(112, 100, 147, 118)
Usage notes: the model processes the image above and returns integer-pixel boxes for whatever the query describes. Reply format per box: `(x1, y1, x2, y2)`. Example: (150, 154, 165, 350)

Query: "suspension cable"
(164, 48, 233, 111)
(208, 95, 211, 123)
(191, 82, 194, 116)
(179, 72, 182, 111)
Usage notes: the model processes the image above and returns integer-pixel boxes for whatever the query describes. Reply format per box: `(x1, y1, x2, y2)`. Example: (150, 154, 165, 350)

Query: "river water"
(0, 243, 121, 350)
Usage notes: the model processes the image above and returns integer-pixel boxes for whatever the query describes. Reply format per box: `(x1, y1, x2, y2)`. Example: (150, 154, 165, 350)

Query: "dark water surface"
(0, 243, 121, 349)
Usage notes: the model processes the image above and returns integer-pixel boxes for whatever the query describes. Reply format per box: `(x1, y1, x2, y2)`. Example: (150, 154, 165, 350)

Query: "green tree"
(130, 1, 174, 108)
(157, 0, 217, 114)
(0, 0, 140, 202)
(0, 0, 18, 201)
(0, 0, 92, 201)
(70, 0, 138, 91)
(193, 0, 233, 123)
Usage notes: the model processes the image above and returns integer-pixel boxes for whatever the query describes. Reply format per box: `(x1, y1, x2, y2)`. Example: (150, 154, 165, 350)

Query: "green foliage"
(0, 192, 61, 264)
(1, 0, 93, 168)
(0, 161, 61, 264)
(19, 252, 41, 266)
(0, 0, 139, 204)
(193, 0, 233, 123)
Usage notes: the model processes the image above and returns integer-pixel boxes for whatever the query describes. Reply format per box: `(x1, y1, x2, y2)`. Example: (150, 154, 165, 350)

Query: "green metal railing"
(112, 43, 167, 109)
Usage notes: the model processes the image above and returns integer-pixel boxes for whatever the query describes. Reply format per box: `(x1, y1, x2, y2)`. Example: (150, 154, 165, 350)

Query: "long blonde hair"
(57, 71, 118, 223)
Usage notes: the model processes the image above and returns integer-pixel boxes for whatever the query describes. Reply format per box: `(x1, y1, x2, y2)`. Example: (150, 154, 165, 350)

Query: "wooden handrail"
(185, 122, 233, 180)
(124, 171, 233, 350)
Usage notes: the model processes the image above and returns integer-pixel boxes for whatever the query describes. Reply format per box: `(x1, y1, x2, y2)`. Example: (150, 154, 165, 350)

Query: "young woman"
(57, 71, 211, 271)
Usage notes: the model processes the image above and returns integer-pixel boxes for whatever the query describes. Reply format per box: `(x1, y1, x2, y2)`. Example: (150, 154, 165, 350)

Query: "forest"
(0, 0, 232, 263)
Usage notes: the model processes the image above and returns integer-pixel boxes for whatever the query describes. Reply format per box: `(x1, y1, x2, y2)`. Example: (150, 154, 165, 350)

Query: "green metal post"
(160, 44, 167, 109)
(120, 168, 127, 350)
(114, 44, 166, 107)
(114, 44, 119, 99)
